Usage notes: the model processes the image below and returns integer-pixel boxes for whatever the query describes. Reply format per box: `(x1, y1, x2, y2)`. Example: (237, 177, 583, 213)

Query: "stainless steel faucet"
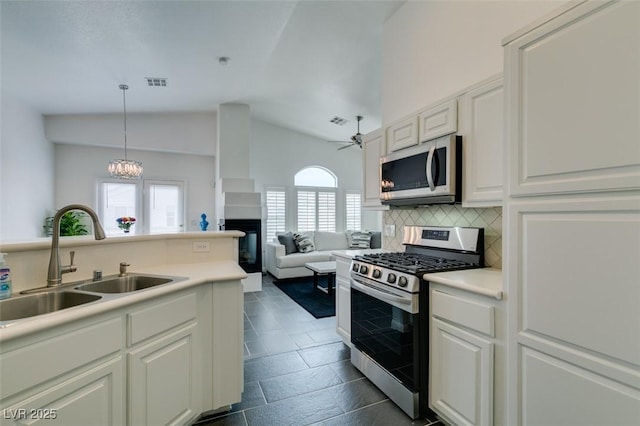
(47, 204, 106, 287)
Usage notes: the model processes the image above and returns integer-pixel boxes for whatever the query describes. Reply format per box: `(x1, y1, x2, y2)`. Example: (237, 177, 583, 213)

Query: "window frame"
(142, 179, 186, 234)
(97, 178, 186, 236)
(295, 186, 337, 233)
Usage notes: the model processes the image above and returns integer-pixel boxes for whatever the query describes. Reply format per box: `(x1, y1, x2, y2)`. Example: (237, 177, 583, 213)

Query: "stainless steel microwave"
(380, 134, 462, 206)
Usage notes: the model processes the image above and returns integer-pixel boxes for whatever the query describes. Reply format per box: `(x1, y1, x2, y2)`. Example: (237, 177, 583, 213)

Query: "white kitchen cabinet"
(418, 98, 457, 143)
(334, 254, 352, 345)
(505, 195, 640, 425)
(0, 281, 244, 426)
(429, 288, 497, 426)
(503, 2, 640, 424)
(127, 292, 201, 426)
(386, 116, 418, 152)
(504, 0, 640, 197)
(362, 128, 389, 210)
(128, 324, 199, 426)
(460, 76, 503, 207)
(3, 358, 123, 426)
(0, 317, 125, 426)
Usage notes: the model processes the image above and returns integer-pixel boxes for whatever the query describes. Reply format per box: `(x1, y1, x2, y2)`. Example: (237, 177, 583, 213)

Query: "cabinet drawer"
(128, 292, 197, 346)
(0, 318, 122, 400)
(432, 290, 494, 337)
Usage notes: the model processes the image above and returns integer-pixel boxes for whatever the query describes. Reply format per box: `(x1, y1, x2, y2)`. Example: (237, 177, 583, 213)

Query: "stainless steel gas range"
(349, 225, 485, 419)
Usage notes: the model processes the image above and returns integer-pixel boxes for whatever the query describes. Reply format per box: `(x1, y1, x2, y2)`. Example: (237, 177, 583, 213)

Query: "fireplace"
(220, 219, 262, 274)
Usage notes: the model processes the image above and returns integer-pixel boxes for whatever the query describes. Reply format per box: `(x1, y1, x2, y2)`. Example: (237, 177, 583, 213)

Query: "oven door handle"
(350, 279, 412, 307)
(426, 145, 436, 191)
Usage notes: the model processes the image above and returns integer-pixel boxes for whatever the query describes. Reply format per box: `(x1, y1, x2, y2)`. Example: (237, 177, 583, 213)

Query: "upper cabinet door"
(504, 0, 640, 197)
(419, 99, 457, 142)
(461, 77, 504, 207)
(386, 116, 419, 152)
(362, 128, 389, 209)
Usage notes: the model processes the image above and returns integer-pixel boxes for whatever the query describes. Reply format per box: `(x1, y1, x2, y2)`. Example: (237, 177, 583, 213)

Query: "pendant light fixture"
(108, 84, 143, 179)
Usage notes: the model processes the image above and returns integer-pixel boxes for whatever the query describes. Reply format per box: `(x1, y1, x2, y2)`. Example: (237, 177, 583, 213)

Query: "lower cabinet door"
(2, 357, 124, 426)
(431, 318, 494, 426)
(128, 325, 198, 426)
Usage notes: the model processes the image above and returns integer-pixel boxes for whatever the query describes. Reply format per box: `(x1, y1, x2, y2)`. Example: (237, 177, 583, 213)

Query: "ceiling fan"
(330, 116, 364, 150)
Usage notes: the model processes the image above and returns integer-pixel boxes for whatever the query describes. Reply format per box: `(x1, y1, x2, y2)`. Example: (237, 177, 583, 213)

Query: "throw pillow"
(293, 232, 315, 253)
(277, 232, 298, 255)
(346, 230, 372, 249)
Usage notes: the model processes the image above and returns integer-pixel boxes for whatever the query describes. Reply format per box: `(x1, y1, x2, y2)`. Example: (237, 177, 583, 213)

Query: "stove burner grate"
(357, 252, 477, 275)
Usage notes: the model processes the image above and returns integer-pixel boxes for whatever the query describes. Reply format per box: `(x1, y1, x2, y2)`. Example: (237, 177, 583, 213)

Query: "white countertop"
(332, 248, 387, 259)
(0, 261, 247, 341)
(424, 268, 503, 300)
(0, 230, 244, 252)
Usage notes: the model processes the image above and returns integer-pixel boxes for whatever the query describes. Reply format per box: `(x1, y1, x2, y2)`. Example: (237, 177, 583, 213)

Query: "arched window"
(295, 166, 337, 232)
(294, 167, 337, 187)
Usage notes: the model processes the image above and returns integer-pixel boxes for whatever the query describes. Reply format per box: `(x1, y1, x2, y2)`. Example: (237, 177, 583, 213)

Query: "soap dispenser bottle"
(0, 253, 12, 299)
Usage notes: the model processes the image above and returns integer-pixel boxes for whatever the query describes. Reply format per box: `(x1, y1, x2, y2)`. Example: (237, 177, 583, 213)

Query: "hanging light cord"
(119, 84, 129, 160)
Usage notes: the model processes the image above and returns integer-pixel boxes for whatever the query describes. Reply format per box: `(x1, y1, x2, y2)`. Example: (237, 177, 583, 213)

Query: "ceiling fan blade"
(328, 140, 351, 144)
(337, 144, 356, 150)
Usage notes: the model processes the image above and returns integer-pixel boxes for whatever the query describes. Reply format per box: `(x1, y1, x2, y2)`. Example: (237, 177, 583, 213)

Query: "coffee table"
(304, 261, 337, 296)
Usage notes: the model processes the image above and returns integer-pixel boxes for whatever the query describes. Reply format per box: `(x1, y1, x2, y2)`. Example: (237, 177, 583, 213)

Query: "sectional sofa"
(265, 230, 381, 280)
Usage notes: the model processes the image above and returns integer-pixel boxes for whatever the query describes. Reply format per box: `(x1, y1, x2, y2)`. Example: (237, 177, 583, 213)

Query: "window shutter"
(345, 192, 362, 231)
(317, 191, 336, 232)
(297, 191, 316, 232)
(266, 189, 286, 241)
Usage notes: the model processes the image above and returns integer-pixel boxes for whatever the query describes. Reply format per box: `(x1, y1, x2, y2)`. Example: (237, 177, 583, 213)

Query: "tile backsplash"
(383, 205, 502, 269)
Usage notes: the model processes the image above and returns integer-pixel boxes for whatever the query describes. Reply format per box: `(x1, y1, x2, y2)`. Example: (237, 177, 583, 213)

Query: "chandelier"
(108, 84, 143, 179)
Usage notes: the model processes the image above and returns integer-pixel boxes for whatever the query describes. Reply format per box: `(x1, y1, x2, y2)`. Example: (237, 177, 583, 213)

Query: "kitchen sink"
(74, 275, 175, 294)
(0, 292, 102, 322)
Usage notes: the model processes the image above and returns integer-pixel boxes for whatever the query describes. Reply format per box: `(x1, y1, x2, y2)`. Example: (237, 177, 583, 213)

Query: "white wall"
(54, 144, 215, 232)
(0, 94, 54, 242)
(382, 0, 564, 124)
(45, 112, 216, 155)
(250, 118, 380, 232)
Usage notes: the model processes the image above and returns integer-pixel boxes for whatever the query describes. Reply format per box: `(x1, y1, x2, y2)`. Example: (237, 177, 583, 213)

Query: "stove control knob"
(352, 263, 360, 272)
(398, 276, 408, 287)
(387, 273, 397, 284)
(372, 269, 382, 279)
(359, 265, 369, 274)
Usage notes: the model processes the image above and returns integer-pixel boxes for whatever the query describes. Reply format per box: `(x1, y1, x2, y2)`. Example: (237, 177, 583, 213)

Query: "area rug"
(275, 277, 336, 319)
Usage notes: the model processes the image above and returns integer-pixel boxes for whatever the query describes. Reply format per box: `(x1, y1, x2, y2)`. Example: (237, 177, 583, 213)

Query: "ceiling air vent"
(329, 116, 348, 126)
(146, 77, 167, 87)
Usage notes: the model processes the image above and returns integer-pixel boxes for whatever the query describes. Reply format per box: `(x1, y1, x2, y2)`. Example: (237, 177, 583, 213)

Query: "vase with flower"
(116, 217, 136, 233)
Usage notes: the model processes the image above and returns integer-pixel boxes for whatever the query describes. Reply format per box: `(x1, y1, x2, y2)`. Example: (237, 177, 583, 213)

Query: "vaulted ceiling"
(1, 0, 404, 143)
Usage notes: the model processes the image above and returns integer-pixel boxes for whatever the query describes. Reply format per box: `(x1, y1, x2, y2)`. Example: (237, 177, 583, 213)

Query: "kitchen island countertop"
(0, 260, 246, 341)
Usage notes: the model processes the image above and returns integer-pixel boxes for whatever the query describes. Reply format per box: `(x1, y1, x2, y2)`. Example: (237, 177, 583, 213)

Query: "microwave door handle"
(426, 145, 436, 191)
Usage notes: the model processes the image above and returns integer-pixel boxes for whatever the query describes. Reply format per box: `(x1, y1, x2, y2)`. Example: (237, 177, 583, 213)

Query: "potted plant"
(43, 211, 89, 236)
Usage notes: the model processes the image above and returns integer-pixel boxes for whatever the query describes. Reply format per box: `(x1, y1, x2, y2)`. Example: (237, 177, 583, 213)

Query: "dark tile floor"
(192, 274, 442, 426)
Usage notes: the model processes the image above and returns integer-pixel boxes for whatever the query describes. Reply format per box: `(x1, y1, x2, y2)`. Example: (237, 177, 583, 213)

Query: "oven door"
(350, 275, 420, 391)
(380, 134, 460, 205)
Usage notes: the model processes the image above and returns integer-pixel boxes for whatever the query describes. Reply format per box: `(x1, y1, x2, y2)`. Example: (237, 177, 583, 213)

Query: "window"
(99, 181, 138, 236)
(145, 181, 184, 234)
(345, 191, 362, 231)
(98, 179, 184, 236)
(317, 191, 336, 231)
(294, 167, 337, 232)
(265, 188, 286, 241)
